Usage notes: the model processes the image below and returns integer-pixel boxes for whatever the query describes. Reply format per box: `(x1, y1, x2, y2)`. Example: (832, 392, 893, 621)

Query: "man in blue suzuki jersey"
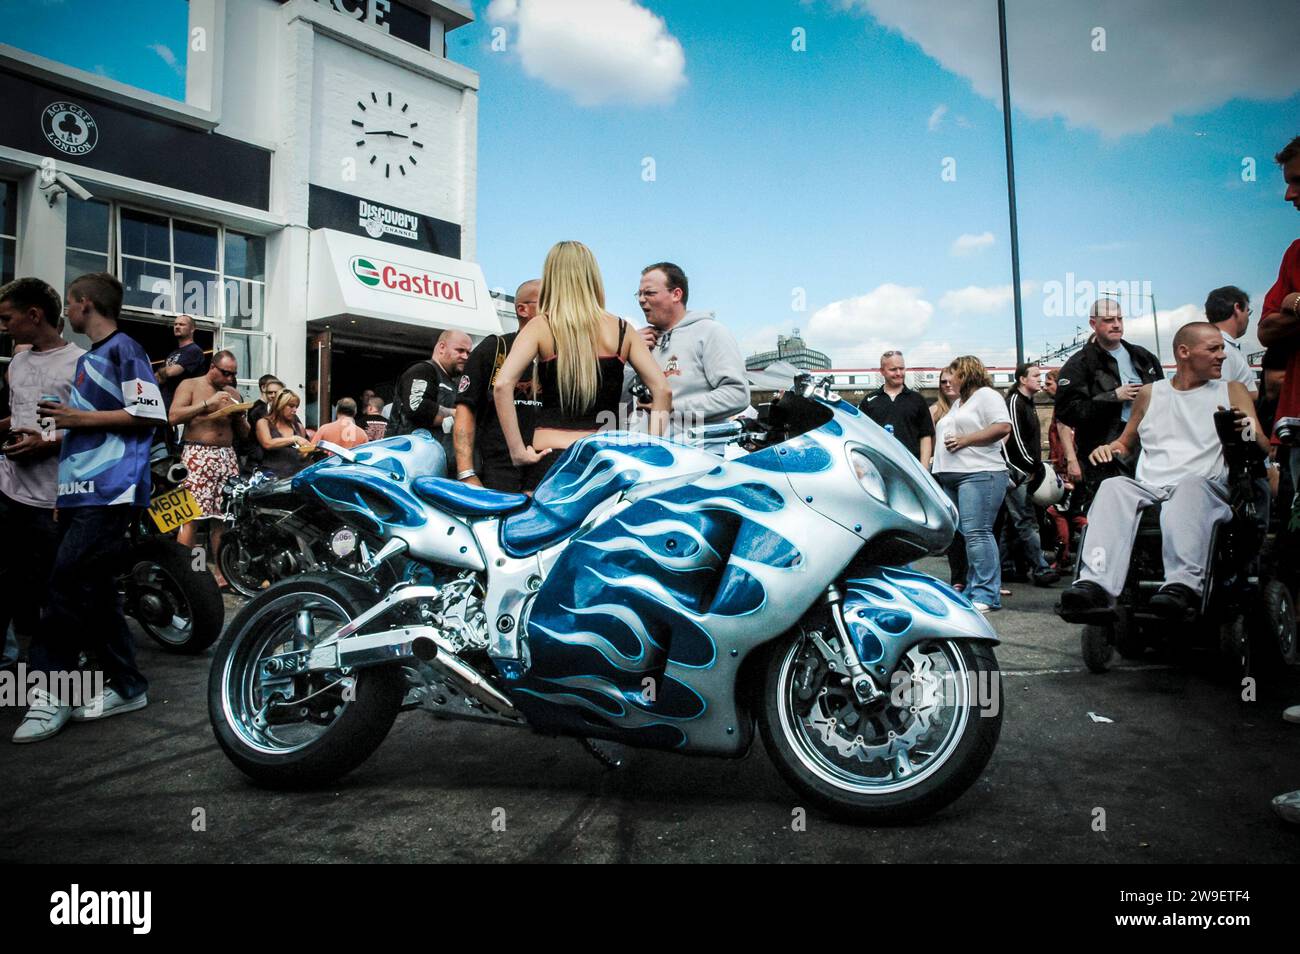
(12, 273, 168, 743)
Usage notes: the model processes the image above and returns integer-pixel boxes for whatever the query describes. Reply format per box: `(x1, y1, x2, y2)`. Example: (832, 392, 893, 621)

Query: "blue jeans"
(1003, 477, 1050, 574)
(936, 470, 1008, 608)
(31, 505, 148, 700)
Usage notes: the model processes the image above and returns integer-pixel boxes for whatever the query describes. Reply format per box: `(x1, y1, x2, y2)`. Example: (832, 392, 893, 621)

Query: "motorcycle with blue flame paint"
(208, 376, 1002, 822)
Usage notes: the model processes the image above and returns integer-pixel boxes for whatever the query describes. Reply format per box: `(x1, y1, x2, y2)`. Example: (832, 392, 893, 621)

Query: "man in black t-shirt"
(389, 329, 472, 467)
(156, 314, 207, 411)
(454, 280, 541, 492)
(858, 350, 934, 467)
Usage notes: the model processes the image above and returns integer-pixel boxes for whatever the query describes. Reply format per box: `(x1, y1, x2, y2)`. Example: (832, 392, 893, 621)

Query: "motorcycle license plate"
(148, 487, 201, 532)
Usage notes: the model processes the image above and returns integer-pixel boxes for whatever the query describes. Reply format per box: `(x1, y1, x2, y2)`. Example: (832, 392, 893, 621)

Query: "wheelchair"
(1067, 420, 1299, 691)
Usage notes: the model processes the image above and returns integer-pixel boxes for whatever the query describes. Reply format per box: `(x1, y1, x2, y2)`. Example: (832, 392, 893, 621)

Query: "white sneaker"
(72, 687, 148, 722)
(1273, 790, 1300, 824)
(973, 602, 998, 614)
(12, 689, 73, 743)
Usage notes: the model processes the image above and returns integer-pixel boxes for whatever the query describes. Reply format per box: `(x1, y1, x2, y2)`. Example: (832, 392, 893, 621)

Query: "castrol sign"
(309, 229, 502, 336)
(349, 255, 476, 309)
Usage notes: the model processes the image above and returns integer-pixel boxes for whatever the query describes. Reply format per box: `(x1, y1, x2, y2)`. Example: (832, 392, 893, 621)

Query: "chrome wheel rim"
(220, 592, 354, 754)
(776, 637, 972, 795)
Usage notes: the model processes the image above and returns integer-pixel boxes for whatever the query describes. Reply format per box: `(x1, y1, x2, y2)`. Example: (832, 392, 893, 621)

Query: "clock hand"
(363, 130, 410, 139)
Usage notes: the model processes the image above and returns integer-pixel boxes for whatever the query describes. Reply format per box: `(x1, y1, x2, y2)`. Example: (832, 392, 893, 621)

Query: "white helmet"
(1030, 467, 1065, 507)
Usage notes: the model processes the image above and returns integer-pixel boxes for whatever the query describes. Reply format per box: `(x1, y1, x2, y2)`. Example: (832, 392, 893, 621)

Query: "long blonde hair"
(931, 372, 954, 422)
(271, 388, 301, 424)
(946, 355, 993, 403)
(538, 241, 606, 415)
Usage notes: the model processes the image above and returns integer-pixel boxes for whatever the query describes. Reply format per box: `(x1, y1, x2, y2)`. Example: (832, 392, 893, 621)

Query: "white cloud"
(806, 283, 935, 350)
(938, 281, 1040, 316)
(950, 231, 995, 256)
(487, 0, 687, 107)
(842, 0, 1300, 136)
(927, 104, 947, 131)
(147, 43, 183, 76)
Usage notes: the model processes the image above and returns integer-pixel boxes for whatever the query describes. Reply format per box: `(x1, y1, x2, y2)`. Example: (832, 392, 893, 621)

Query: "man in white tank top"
(1058, 322, 1269, 622)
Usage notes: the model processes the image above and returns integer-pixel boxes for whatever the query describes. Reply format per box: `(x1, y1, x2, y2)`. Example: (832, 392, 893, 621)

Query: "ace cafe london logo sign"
(42, 102, 99, 156)
(350, 256, 475, 308)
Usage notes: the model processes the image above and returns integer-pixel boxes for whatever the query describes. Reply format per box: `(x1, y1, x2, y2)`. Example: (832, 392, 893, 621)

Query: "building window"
(64, 196, 112, 289)
(0, 180, 17, 285)
(222, 230, 266, 330)
(60, 200, 273, 389)
(115, 207, 266, 328)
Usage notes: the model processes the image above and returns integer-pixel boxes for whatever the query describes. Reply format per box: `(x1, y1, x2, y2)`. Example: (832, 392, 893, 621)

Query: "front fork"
(813, 584, 886, 705)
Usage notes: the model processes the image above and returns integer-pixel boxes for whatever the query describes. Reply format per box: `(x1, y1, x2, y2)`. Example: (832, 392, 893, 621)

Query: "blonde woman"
(931, 356, 1012, 612)
(931, 368, 958, 424)
(494, 241, 671, 491)
(256, 388, 311, 478)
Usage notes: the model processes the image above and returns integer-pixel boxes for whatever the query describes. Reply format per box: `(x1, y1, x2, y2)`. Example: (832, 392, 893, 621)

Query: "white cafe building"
(0, 0, 507, 428)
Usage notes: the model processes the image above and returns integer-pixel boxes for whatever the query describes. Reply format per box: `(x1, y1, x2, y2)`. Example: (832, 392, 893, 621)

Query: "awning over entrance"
(308, 229, 503, 337)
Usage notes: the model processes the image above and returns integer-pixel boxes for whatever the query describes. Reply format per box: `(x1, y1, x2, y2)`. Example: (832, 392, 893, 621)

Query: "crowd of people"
(2, 137, 1298, 820)
(0, 246, 753, 744)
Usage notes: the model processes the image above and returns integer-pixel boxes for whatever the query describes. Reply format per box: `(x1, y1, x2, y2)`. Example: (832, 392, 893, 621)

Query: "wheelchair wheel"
(1112, 615, 1146, 660)
(1081, 624, 1114, 673)
(1248, 580, 1299, 677)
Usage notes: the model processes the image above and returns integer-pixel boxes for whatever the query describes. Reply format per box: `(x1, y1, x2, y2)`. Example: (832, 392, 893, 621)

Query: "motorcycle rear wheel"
(758, 636, 1002, 824)
(208, 574, 404, 789)
(125, 538, 224, 654)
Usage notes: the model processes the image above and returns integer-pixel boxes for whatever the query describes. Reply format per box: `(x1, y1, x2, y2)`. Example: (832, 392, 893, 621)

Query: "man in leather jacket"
(1055, 297, 1164, 490)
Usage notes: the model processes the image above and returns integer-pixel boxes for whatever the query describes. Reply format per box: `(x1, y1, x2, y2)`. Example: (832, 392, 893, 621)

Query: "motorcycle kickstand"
(580, 738, 629, 771)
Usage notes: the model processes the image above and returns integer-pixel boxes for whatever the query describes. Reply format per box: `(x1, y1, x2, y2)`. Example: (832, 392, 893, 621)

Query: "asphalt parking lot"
(3, 558, 1299, 863)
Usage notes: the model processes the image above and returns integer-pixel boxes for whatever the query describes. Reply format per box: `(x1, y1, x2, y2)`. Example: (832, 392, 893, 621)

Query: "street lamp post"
(998, 0, 1025, 368)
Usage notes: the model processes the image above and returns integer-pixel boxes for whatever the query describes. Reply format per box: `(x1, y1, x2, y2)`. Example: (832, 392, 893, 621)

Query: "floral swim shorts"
(180, 443, 239, 518)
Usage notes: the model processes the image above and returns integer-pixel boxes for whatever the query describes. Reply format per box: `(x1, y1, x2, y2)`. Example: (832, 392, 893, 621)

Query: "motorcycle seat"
(411, 476, 530, 518)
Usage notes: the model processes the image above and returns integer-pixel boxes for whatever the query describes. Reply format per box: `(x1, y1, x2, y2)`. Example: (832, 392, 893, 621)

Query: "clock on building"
(351, 89, 424, 178)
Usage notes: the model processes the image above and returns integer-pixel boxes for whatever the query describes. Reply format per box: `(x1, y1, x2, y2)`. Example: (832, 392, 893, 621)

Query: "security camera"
(55, 172, 93, 201)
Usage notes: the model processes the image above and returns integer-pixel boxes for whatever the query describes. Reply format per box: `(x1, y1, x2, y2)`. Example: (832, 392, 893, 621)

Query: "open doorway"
(305, 319, 433, 430)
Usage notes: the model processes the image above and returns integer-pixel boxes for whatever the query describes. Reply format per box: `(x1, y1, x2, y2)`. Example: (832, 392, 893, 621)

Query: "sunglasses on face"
(215, 367, 237, 378)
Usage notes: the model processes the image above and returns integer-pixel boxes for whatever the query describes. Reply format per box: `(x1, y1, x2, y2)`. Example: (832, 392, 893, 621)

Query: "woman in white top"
(931, 356, 1013, 611)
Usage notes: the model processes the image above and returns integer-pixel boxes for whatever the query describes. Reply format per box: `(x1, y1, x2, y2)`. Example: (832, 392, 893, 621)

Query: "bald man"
(389, 328, 472, 467)
(1058, 322, 1268, 622)
(1056, 297, 1164, 490)
(453, 279, 540, 491)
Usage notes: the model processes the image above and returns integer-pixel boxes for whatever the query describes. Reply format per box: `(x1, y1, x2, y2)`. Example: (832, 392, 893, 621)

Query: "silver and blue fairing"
(504, 397, 994, 756)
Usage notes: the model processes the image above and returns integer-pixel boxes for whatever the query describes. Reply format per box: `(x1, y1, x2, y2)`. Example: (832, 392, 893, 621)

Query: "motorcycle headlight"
(849, 448, 887, 504)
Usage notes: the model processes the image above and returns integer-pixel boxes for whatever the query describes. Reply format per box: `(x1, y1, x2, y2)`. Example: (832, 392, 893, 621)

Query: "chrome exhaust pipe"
(426, 650, 520, 719)
(308, 625, 520, 719)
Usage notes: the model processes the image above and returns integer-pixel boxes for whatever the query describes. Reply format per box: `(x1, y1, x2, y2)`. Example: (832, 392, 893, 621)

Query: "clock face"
(351, 89, 424, 178)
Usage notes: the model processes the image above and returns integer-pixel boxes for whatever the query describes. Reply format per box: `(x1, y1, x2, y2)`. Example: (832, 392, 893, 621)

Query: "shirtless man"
(169, 349, 249, 586)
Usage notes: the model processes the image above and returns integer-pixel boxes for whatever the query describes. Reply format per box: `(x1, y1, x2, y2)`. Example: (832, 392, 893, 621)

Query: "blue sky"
(4, 0, 1298, 368)
(0, 0, 189, 100)
(452, 0, 1300, 368)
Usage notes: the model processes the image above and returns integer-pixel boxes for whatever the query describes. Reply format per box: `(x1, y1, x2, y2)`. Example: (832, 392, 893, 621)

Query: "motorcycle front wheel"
(217, 529, 271, 599)
(758, 635, 1002, 824)
(208, 574, 405, 789)
(125, 538, 224, 654)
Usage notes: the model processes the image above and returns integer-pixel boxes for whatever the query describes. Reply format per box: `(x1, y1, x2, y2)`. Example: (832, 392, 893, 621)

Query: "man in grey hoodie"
(632, 262, 750, 436)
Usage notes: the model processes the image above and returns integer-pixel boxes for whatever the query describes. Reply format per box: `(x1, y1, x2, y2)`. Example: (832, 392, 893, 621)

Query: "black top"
(1004, 388, 1044, 481)
(455, 332, 538, 463)
(535, 319, 628, 431)
(390, 358, 457, 458)
(858, 385, 935, 460)
(159, 341, 207, 411)
(260, 419, 307, 478)
(1055, 339, 1163, 463)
